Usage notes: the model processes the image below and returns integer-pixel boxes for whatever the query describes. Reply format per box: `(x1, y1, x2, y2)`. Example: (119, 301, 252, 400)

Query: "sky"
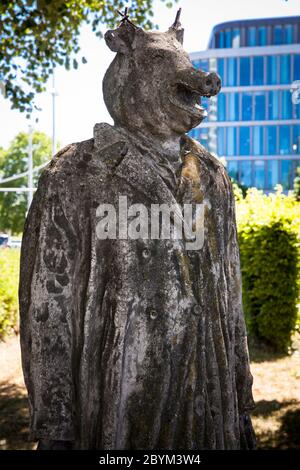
(0, 0, 299, 150)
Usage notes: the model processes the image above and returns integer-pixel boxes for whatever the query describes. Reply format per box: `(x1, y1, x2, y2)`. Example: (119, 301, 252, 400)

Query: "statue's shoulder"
(49, 123, 129, 171)
(38, 123, 129, 190)
(181, 135, 223, 169)
(37, 139, 92, 185)
(182, 135, 231, 180)
(180, 134, 233, 199)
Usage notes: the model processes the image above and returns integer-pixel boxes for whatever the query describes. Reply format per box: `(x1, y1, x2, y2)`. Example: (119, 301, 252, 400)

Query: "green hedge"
(0, 249, 20, 339)
(236, 187, 300, 353)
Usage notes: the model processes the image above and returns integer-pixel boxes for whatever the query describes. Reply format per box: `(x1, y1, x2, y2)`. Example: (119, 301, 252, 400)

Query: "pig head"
(103, 16, 221, 139)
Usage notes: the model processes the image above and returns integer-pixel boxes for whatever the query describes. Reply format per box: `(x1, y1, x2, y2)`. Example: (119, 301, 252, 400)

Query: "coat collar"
(93, 123, 183, 216)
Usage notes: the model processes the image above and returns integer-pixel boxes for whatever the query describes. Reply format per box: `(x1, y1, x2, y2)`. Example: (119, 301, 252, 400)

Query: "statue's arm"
(19, 169, 78, 444)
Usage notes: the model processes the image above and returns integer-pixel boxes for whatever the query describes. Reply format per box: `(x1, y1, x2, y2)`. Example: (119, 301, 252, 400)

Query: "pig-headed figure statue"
(19, 13, 256, 450)
(103, 18, 220, 139)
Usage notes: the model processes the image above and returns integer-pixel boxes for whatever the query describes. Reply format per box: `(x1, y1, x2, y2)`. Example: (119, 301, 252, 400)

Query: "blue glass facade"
(190, 16, 300, 191)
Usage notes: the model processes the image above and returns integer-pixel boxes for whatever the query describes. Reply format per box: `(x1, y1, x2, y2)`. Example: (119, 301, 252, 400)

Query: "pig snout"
(199, 72, 221, 97)
(176, 69, 221, 99)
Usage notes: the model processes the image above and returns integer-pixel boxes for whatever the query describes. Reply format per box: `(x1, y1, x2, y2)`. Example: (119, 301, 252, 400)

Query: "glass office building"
(189, 16, 300, 191)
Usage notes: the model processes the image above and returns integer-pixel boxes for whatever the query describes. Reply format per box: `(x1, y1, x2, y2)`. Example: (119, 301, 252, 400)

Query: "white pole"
(52, 71, 56, 156)
(28, 125, 33, 211)
(0, 188, 37, 192)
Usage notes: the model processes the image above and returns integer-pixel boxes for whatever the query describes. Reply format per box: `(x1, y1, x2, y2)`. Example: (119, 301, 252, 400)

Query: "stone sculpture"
(19, 10, 256, 449)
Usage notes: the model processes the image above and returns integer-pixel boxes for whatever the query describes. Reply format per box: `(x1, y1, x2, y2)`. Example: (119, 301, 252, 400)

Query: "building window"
(217, 93, 226, 121)
(217, 127, 225, 156)
(228, 93, 239, 121)
(284, 24, 294, 44)
(227, 57, 237, 86)
(253, 56, 264, 85)
(267, 56, 277, 85)
(254, 160, 265, 189)
(217, 58, 225, 83)
(199, 128, 209, 149)
(273, 25, 283, 45)
(281, 90, 292, 119)
(225, 29, 232, 48)
(240, 161, 252, 187)
(267, 160, 279, 189)
(280, 55, 291, 84)
(293, 125, 300, 154)
(239, 127, 251, 155)
(201, 96, 209, 116)
(199, 59, 209, 73)
(254, 92, 266, 120)
(294, 55, 300, 80)
(268, 91, 279, 120)
(192, 60, 200, 69)
(227, 161, 238, 181)
(258, 26, 268, 46)
(226, 127, 236, 156)
(189, 128, 197, 139)
(240, 57, 250, 85)
(232, 28, 240, 48)
(247, 27, 256, 46)
(241, 93, 252, 120)
(253, 126, 264, 155)
(281, 160, 292, 189)
(216, 31, 225, 48)
(266, 126, 277, 155)
(279, 126, 291, 155)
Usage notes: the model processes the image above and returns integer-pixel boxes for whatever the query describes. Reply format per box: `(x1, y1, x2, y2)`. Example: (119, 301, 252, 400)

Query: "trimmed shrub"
(236, 187, 300, 353)
(0, 249, 20, 339)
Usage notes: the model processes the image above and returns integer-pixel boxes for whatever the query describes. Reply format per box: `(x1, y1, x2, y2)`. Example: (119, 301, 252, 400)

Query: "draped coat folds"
(19, 123, 255, 449)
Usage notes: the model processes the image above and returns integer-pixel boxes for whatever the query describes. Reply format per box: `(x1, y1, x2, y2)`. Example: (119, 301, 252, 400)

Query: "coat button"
(150, 309, 158, 319)
(147, 307, 158, 320)
(142, 248, 150, 258)
(166, 240, 173, 249)
(192, 304, 201, 316)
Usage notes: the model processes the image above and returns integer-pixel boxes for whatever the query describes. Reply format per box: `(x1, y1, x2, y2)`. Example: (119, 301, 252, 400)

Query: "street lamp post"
(27, 125, 33, 211)
(51, 71, 58, 156)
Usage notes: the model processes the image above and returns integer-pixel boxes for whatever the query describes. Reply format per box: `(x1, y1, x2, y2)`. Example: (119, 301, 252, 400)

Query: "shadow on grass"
(280, 408, 300, 448)
(252, 399, 296, 418)
(248, 339, 287, 363)
(0, 382, 35, 450)
(252, 399, 300, 449)
(248, 332, 300, 363)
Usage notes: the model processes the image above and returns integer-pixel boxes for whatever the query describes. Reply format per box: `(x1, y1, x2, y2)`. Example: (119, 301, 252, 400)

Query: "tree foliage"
(293, 166, 300, 201)
(0, 131, 51, 234)
(0, 249, 20, 339)
(0, 0, 175, 116)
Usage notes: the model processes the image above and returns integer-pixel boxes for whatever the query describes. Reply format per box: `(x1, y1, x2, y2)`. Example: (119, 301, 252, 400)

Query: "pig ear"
(104, 23, 140, 53)
(168, 8, 184, 44)
(170, 28, 184, 44)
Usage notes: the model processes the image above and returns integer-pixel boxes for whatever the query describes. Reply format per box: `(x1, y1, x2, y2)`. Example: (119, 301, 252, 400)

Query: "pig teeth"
(194, 104, 207, 116)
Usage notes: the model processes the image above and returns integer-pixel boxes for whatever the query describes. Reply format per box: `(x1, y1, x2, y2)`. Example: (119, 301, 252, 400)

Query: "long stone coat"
(19, 123, 255, 449)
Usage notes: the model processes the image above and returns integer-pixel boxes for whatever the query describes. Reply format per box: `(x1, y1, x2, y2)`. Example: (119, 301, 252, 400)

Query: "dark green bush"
(239, 222, 298, 352)
(237, 188, 300, 353)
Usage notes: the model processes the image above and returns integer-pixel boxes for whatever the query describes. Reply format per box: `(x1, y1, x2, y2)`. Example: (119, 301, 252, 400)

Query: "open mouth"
(168, 82, 208, 119)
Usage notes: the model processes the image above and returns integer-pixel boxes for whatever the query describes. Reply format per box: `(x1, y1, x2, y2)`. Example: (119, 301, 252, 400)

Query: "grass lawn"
(0, 334, 299, 450)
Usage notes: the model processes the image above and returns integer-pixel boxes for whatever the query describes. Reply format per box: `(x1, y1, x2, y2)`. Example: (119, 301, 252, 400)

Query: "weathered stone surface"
(19, 16, 255, 449)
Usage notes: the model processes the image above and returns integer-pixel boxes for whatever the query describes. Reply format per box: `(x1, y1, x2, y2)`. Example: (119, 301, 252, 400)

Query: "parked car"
(0, 233, 10, 248)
